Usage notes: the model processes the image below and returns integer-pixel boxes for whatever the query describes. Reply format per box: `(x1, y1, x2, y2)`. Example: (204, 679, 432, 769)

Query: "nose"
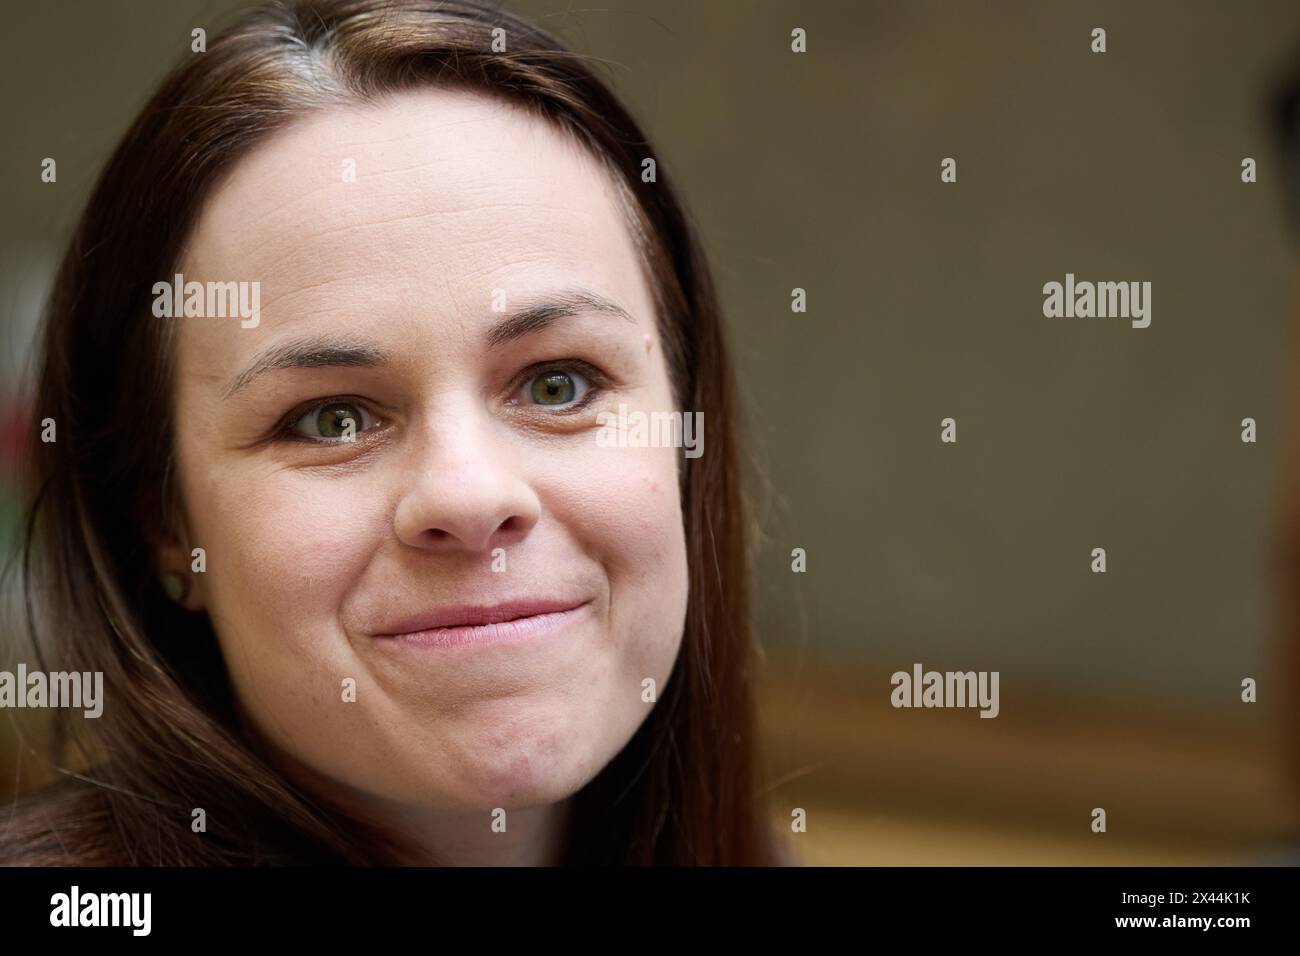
(392, 399, 541, 554)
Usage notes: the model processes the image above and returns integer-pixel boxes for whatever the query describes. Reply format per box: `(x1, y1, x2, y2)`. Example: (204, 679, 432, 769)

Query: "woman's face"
(159, 88, 690, 828)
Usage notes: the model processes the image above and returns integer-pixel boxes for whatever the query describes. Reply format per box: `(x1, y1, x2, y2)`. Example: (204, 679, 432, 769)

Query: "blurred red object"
(0, 389, 33, 477)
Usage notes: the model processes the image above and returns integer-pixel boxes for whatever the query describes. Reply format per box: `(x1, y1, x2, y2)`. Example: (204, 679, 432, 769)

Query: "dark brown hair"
(1, 0, 787, 865)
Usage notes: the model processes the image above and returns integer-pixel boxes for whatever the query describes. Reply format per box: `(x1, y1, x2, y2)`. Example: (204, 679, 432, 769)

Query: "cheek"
(539, 439, 689, 677)
(182, 459, 396, 780)
(184, 456, 381, 668)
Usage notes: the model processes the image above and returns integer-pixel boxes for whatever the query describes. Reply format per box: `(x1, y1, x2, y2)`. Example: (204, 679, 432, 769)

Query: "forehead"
(177, 86, 651, 344)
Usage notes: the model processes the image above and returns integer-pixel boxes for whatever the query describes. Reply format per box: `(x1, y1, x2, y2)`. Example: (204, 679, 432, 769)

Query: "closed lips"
(376, 598, 589, 636)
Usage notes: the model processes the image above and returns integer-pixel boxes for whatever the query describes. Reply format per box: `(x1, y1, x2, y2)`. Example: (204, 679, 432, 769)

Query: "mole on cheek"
(643, 334, 652, 355)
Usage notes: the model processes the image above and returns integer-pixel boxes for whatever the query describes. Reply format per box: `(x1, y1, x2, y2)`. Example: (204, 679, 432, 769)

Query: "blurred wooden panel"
(756, 650, 1300, 865)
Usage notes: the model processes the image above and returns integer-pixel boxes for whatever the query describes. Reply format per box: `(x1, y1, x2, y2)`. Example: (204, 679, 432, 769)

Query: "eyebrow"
(222, 337, 387, 399)
(222, 288, 637, 399)
(483, 288, 637, 350)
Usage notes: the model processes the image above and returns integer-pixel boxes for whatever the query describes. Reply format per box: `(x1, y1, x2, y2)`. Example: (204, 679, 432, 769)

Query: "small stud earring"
(161, 570, 188, 603)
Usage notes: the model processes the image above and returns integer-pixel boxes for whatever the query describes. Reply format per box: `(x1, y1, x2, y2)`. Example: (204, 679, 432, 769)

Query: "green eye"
(290, 400, 372, 440)
(531, 371, 578, 406)
(519, 364, 599, 410)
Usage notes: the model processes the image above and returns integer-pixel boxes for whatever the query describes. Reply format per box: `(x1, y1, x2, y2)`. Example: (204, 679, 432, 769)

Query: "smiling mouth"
(373, 598, 593, 650)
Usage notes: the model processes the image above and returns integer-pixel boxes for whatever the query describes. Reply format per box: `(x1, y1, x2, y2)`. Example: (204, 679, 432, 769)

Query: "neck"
(375, 799, 575, 866)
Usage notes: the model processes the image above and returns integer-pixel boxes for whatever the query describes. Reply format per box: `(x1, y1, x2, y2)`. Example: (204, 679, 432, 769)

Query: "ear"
(150, 516, 207, 614)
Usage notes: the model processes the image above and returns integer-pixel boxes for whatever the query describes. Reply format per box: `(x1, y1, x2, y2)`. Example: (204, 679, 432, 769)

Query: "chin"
(386, 716, 609, 810)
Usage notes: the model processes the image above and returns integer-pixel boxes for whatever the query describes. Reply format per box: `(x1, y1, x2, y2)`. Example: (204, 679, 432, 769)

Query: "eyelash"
(272, 359, 610, 444)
